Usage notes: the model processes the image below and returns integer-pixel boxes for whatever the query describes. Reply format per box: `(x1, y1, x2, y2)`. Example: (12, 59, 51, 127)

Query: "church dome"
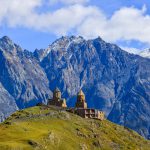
(54, 87, 60, 92)
(77, 90, 85, 96)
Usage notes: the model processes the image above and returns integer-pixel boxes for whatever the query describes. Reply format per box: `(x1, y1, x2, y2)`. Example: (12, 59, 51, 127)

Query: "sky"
(0, 0, 150, 52)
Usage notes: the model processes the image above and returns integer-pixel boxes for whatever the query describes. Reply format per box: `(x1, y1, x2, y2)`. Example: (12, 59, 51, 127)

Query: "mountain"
(139, 49, 150, 58)
(0, 82, 18, 122)
(0, 36, 150, 139)
(0, 106, 150, 150)
(38, 36, 150, 139)
(0, 36, 52, 121)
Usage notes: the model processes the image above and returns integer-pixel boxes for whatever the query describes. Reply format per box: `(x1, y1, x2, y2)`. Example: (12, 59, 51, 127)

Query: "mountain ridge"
(0, 35, 150, 139)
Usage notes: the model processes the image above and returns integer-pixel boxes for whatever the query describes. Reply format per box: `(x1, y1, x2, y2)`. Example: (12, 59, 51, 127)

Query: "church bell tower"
(76, 90, 87, 108)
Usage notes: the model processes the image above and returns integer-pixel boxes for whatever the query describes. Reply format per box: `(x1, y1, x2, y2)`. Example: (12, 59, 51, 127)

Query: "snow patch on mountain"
(139, 49, 150, 58)
(35, 36, 85, 61)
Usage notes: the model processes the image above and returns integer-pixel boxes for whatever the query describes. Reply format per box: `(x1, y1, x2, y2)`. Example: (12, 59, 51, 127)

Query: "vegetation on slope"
(0, 106, 149, 150)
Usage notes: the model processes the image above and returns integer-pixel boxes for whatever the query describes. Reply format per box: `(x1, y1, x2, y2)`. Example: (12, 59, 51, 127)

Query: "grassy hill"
(0, 106, 150, 150)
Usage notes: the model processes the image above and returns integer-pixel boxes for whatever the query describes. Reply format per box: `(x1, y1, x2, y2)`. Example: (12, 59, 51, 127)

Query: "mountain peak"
(0, 36, 15, 51)
(95, 36, 103, 40)
(51, 35, 84, 46)
(0, 36, 23, 53)
(60, 35, 84, 40)
(0, 36, 13, 44)
(36, 35, 85, 61)
(92, 36, 106, 44)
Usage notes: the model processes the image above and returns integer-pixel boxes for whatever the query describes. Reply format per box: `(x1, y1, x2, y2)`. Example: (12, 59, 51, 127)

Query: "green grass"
(0, 106, 149, 150)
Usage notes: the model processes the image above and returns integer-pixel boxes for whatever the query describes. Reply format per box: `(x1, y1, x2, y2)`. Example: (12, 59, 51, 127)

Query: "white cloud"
(0, 0, 100, 36)
(0, 0, 42, 26)
(106, 5, 150, 43)
(77, 5, 150, 44)
(48, 0, 89, 5)
(0, 0, 150, 49)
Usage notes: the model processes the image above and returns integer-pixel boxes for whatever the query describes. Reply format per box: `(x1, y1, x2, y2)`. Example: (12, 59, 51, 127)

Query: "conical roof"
(54, 87, 60, 92)
(78, 89, 85, 96)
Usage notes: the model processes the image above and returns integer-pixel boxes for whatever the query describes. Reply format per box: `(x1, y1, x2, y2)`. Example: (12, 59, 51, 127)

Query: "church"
(48, 88, 67, 108)
(75, 90, 105, 120)
(48, 88, 104, 120)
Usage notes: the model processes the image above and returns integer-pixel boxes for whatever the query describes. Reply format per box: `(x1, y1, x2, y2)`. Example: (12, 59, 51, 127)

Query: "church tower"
(48, 87, 67, 108)
(76, 90, 87, 108)
(53, 87, 61, 100)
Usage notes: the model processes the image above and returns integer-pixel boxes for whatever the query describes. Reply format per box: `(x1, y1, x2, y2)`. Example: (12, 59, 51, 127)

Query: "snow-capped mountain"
(0, 36, 150, 139)
(139, 49, 150, 58)
(34, 36, 84, 61)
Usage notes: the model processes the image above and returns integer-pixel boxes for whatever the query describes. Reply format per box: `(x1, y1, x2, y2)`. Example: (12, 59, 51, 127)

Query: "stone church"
(48, 88, 67, 108)
(76, 90, 87, 108)
(48, 88, 104, 120)
(75, 90, 104, 120)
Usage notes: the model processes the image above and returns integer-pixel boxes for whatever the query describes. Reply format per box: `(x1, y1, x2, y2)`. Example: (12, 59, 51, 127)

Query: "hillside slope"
(0, 106, 150, 150)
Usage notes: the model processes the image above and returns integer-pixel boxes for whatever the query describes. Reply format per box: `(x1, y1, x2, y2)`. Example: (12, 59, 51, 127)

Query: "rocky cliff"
(0, 36, 51, 120)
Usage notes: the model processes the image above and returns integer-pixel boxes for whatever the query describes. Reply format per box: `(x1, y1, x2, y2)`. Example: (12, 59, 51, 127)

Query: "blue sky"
(0, 0, 150, 53)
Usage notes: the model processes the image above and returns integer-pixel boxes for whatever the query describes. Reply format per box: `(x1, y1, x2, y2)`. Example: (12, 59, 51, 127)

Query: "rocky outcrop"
(0, 82, 18, 121)
(0, 36, 52, 121)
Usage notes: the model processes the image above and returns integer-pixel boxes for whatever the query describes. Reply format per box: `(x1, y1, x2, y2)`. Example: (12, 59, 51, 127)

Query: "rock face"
(0, 35, 150, 139)
(0, 82, 18, 121)
(0, 36, 51, 121)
